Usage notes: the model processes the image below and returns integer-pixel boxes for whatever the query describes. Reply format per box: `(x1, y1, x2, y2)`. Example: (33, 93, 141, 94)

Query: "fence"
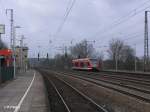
(0, 67, 14, 83)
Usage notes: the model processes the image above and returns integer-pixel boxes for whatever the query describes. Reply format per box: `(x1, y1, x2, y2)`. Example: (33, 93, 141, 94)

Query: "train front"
(90, 59, 101, 71)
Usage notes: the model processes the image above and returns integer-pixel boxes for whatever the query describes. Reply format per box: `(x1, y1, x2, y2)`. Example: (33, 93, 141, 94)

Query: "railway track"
(70, 70, 150, 83)
(43, 75, 70, 112)
(40, 70, 108, 112)
(58, 70, 150, 92)
(64, 70, 150, 89)
(62, 71, 150, 94)
(101, 70, 150, 79)
(93, 72, 150, 84)
(49, 70, 150, 103)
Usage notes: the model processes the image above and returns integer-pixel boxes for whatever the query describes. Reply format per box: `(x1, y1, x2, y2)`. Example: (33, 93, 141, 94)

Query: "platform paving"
(0, 70, 49, 112)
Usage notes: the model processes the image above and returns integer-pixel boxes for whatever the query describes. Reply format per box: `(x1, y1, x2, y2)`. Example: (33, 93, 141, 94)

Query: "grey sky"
(0, 0, 150, 58)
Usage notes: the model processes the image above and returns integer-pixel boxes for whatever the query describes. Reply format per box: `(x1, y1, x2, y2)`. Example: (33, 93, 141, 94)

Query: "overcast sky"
(0, 0, 150, 58)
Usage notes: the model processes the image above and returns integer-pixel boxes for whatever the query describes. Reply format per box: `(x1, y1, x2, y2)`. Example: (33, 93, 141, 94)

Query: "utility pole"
(134, 44, 137, 72)
(6, 9, 14, 48)
(144, 11, 150, 72)
(13, 26, 21, 78)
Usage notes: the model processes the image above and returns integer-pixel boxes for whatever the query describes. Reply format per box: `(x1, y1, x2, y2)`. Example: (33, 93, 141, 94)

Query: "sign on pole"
(0, 24, 5, 34)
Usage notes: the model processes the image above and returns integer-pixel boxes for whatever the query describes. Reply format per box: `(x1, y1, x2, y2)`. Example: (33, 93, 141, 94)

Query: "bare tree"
(108, 38, 124, 61)
(121, 45, 135, 70)
(70, 40, 95, 58)
(121, 45, 135, 62)
(107, 38, 135, 70)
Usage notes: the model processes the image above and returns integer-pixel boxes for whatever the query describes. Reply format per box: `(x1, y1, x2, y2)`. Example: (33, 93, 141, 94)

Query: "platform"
(0, 70, 49, 112)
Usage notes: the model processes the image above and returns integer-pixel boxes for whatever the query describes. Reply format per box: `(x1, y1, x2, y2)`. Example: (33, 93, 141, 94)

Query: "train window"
(84, 62, 89, 67)
(84, 62, 87, 67)
(87, 62, 90, 66)
(80, 62, 84, 67)
(75, 62, 78, 67)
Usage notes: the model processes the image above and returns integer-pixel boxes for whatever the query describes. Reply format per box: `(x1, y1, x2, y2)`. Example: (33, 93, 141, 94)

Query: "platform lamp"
(13, 25, 21, 78)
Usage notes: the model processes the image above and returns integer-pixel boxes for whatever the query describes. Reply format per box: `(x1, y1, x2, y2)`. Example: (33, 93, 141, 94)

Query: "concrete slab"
(0, 70, 49, 112)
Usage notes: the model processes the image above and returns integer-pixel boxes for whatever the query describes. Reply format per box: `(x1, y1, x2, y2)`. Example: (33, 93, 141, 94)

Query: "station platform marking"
(3, 71, 36, 112)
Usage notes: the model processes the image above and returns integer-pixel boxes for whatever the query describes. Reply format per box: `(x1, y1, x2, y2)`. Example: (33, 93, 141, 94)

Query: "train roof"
(72, 58, 98, 62)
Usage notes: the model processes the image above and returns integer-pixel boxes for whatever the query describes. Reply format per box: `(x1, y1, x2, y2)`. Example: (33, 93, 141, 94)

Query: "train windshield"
(90, 59, 98, 66)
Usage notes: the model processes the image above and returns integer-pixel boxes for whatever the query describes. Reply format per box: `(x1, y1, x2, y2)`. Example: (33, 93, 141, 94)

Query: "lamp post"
(13, 26, 21, 78)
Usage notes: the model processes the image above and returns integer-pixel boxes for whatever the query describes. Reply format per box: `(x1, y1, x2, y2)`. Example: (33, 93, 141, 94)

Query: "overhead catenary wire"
(92, 0, 150, 38)
(111, 0, 150, 25)
(93, 27, 144, 45)
(54, 0, 76, 38)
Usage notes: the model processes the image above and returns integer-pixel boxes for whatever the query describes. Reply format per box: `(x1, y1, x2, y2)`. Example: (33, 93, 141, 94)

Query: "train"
(72, 58, 101, 71)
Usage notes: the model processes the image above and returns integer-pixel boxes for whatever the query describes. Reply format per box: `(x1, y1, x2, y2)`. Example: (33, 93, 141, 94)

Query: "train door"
(80, 61, 84, 69)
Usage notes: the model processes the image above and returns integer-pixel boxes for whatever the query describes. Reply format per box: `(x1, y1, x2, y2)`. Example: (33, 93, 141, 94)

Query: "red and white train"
(72, 58, 101, 71)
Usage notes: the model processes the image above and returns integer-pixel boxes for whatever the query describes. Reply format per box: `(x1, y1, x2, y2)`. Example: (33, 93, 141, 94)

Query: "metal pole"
(147, 12, 149, 71)
(13, 27, 16, 78)
(6, 9, 14, 48)
(144, 11, 149, 72)
(20, 36, 24, 72)
(6, 9, 16, 78)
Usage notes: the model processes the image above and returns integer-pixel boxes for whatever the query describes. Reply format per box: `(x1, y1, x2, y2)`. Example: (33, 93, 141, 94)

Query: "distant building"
(15, 46, 28, 72)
